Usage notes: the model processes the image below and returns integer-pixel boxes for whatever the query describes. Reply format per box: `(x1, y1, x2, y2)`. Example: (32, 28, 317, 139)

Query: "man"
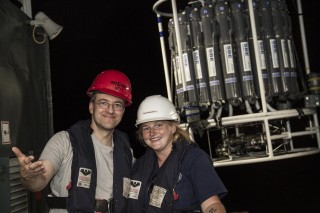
(12, 69, 134, 213)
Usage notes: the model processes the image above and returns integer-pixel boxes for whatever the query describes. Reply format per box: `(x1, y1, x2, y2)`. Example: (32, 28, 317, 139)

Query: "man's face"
(89, 93, 125, 132)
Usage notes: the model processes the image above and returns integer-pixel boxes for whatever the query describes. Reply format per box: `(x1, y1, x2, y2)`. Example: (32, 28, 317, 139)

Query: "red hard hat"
(87, 70, 132, 106)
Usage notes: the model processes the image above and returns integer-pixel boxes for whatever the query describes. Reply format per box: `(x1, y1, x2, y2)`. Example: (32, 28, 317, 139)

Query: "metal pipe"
(156, 14, 173, 102)
(153, 0, 172, 17)
(214, 149, 320, 167)
(313, 112, 320, 148)
(286, 120, 294, 149)
(263, 118, 274, 157)
(297, 0, 311, 74)
(181, 108, 316, 129)
(171, 0, 187, 91)
(247, 0, 268, 113)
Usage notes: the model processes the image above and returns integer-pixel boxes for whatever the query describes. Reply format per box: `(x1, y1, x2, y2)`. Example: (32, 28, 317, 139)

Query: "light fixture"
(28, 11, 63, 44)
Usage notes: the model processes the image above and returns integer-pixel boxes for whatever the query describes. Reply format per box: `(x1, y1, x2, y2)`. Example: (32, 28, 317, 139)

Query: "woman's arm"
(201, 195, 227, 213)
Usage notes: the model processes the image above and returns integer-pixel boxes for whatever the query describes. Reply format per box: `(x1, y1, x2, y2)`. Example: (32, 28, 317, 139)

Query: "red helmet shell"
(87, 70, 132, 106)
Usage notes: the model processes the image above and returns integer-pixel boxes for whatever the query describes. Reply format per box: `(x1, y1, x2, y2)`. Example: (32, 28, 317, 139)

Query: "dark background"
(29, 0, 320, 212)
(30, 0, 320, 157)
(31, 0, 171, 156)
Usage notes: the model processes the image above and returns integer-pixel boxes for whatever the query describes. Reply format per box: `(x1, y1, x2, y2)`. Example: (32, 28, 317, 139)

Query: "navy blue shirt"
(172, 147, 227, 210)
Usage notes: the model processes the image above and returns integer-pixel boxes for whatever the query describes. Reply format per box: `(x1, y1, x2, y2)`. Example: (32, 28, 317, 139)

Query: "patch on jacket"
(77, 167, 92, 188)
(123, 177, 131, 198)
(149, 185, 167, 208)
(128, 180, 142, 199)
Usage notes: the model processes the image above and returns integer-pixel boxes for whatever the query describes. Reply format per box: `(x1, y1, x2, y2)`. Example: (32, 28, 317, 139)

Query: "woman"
(127, 95, 227, 213)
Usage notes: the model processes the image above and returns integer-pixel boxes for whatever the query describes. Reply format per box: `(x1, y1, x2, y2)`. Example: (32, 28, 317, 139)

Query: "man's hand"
(12, 147, 47, 181)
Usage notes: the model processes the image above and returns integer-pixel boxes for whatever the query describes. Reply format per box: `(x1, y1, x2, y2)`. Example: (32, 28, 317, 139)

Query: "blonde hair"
(136, 121, 194, 147)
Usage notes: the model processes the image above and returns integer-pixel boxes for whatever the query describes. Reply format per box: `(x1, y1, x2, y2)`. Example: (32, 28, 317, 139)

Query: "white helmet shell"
(136, 95, 179, 126)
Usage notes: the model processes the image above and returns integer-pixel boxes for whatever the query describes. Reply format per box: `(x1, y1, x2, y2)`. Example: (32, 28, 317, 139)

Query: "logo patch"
(77, 167, 92, 189)
(149, 185, 167, 208)
(128, 180, 142, 200)
(123, 177, 131, 198)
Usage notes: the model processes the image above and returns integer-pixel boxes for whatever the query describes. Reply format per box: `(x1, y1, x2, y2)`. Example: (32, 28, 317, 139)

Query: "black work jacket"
(66, 119, 132, 213)
(127, 139, 194, 213)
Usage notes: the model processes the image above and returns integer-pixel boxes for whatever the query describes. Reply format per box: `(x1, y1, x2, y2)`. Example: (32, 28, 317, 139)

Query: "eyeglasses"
(94, 101, 124, 111)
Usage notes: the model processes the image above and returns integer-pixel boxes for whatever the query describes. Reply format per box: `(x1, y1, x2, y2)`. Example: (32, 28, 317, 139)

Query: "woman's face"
(141, 121, 176, 154)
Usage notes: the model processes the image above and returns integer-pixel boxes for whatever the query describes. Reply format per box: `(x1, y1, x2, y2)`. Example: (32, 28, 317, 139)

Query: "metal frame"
(153, 0, 320, 167)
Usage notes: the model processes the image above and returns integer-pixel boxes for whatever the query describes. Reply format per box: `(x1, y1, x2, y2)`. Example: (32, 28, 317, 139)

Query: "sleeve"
(39, 131, 71, 172)
(187, 148, 228, 203)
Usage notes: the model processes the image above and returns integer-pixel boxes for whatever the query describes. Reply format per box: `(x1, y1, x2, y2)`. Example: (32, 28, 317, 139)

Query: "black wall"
(1, 0, 53, 156)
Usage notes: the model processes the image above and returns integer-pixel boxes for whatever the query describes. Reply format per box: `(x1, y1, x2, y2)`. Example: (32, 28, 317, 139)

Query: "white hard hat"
(136, 95, 180, 126)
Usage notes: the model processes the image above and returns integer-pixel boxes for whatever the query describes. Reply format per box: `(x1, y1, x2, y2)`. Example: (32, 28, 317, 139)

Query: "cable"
(32, 25, 46, 44)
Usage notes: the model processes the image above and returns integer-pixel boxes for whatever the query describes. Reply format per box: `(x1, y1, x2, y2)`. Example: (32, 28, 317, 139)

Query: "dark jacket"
(64, 120, 132, 212)
(127, 139, 193, 213)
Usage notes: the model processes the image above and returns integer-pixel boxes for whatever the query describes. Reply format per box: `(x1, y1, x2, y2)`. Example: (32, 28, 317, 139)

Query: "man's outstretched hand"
(12, 147, 46, 181)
